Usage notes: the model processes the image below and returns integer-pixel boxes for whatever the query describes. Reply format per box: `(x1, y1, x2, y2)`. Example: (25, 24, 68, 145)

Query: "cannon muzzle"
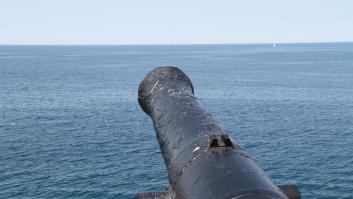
(136, 67, 300, 199)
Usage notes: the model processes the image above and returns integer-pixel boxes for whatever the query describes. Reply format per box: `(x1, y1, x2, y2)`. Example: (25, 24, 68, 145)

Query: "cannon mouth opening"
(138, 66, 194, 115)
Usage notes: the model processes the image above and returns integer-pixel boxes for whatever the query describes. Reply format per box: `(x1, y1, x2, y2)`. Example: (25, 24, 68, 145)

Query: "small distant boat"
(273, 42, 276, 48)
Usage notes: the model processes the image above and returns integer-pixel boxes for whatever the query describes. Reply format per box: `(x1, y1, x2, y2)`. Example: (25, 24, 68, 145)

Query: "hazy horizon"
(1, 41, 353, 46)
(1, 0, 353, 45)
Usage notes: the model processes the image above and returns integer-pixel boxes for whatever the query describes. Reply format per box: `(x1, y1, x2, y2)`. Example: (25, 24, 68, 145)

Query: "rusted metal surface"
(278, 184, 301, 199)
(135, 191, 176, 199)
(137, 67, 300, 199)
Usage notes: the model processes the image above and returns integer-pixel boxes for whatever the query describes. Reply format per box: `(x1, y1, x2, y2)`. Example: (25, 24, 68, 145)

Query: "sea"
(1, 43, 353, 199)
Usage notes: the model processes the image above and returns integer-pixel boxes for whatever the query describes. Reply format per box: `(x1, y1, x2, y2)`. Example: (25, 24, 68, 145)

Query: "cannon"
(136, 67, 300, 199)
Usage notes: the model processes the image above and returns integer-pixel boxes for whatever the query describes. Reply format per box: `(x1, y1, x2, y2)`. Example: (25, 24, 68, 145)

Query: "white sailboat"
(273, 42, 276, 48)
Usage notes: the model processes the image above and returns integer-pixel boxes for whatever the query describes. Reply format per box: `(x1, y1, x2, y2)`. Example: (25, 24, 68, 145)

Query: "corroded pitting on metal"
(171, 146, 253, 188)
(137, 66, 300, 199)
(138, 67, 194, 115)
(228, 189, 288, 199)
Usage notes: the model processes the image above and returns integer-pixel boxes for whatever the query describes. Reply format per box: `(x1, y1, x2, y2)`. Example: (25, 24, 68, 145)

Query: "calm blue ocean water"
(1, 44, 353, 199)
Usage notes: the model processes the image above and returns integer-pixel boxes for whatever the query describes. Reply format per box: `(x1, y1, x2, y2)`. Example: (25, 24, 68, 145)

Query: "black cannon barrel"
(137, 67, 300, 199)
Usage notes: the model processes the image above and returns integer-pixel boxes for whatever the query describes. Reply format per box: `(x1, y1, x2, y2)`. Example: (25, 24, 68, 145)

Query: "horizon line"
(1, 41, 353, 46)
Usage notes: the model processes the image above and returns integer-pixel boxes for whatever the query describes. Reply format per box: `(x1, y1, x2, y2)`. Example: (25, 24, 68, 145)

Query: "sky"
(1, 0, 353, 45)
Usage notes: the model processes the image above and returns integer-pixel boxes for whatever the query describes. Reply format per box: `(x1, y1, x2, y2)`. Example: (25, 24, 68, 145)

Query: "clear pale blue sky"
(1, 0, 353, 44)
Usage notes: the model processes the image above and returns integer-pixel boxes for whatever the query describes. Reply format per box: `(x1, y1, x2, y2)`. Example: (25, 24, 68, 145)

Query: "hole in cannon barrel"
(208, 134, 235, 149)
(221, 134, 234, 148)
(208, 135, 219, 148)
